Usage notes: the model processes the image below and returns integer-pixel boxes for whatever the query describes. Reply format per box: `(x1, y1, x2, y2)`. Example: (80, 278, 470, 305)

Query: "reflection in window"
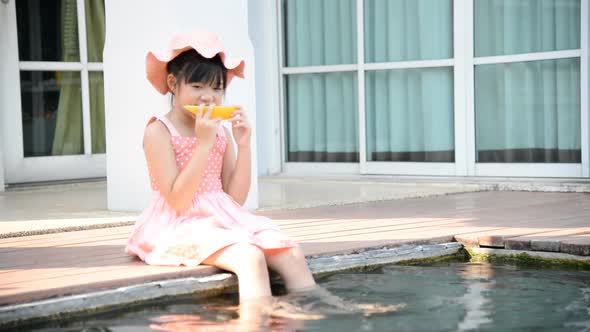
(89, 72, 106, 154)
(86, 0, 106, 62)
(16, 0, 80, 62)
(20, 71, 83, 157)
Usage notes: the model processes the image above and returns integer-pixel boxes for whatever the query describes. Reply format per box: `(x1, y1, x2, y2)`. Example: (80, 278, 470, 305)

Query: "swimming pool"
(27, 262, 590, 331)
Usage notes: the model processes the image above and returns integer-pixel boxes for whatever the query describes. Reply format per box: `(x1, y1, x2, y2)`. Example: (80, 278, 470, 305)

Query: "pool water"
(30, 262, 590, 331)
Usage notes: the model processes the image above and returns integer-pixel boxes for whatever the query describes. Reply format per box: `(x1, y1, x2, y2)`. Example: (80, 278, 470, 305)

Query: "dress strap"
(217, 124, 227, 138)
(156, 116, 181, 137)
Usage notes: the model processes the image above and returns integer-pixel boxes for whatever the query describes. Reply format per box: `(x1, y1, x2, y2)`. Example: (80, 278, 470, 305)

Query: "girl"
(126, 30, 316, 303)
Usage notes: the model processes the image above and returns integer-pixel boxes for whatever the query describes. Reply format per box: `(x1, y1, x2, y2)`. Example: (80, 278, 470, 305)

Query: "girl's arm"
(221, 126, 251, 205)
(221, 109, 252, 205)
(144, 115, 219, 214)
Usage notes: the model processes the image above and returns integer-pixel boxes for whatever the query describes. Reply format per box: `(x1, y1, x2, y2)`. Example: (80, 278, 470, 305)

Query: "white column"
(104, 0, 258, 211)
(248, 0, 282, 175)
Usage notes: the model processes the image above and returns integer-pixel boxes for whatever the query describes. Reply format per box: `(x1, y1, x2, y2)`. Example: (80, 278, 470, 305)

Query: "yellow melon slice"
(183, 105, 238, 120)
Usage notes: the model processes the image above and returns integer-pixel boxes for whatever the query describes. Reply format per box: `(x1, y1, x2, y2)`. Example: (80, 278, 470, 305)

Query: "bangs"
(183, 60, 226, 89)
(167, 50, 228, 89)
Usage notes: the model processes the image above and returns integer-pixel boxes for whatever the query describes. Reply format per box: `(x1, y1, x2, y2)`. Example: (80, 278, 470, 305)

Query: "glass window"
(475, 0, 580, 57)
(286, 72, 358, 162)
(16, 0, 80, 62)
(89, 71, 106, 154)
(20, 71, 83, 157)
(475, 58, 581, 163)
(86, 0, 106, 62)
(366, 68, 455, 162)
(16, 0, 106, 158)
(364, 0, 453, 63)
(284, 0, 357, 67)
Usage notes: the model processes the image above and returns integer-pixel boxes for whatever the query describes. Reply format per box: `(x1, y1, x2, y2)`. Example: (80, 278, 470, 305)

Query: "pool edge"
(0, 242, 461, 328)
(3, 241, 590, 329)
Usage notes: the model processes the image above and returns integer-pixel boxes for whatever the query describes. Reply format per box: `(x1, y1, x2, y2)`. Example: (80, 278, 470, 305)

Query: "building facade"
(0, 0, 589, 211)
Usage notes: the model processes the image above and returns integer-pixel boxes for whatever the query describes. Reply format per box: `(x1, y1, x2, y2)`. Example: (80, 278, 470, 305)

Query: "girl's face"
(174, 80, 224, 113)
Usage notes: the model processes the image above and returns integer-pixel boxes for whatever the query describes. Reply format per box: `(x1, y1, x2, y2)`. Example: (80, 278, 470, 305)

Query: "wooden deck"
(1, 191, 589, 307)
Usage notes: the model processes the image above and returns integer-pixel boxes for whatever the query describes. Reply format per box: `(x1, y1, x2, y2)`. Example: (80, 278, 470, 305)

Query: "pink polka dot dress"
(125, 116, 297, 266)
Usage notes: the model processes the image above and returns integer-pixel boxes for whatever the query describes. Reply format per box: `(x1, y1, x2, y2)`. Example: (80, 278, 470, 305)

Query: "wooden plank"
(286, 221, 466, 237)
(0, 227, 132, 247)
(265, 191, 578, 223)
(286, 218, 468, 240)
(1, 250, 128, 275)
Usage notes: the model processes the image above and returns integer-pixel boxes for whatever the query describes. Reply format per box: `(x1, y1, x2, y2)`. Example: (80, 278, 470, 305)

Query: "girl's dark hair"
(166, 49, 227, 91)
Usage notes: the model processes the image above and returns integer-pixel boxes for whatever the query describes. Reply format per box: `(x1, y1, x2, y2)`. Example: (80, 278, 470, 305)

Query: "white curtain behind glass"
(285, 0, 358, 162)
(285, 0, 356, 67)
(475, 0, 581, 163)
(475, 0, 580, 57)
(287, 73, 358, 162)
(364, 0, 454, 162)
(364, 0, 452, 63)
(366, 68, 454, 162)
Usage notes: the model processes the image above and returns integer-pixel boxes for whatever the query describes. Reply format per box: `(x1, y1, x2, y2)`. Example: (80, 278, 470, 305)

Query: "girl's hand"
(193, 104, 221, 148)
(229, 107, 251, 148)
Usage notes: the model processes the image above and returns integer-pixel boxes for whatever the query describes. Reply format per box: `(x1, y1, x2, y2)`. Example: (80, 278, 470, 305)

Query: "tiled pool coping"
(0, 242, 463, 327)
(2, 241, 590, 328)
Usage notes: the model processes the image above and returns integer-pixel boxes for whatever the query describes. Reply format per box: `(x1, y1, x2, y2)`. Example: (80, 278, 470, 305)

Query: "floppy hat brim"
(146, 34, 245, 95)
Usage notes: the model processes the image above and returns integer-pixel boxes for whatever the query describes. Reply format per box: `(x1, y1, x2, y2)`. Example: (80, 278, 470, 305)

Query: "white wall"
(248, 0, 282, 175)
(0, 131, 4, 191)
(0, 106, 4, 191)
(104, 0, 258, 211)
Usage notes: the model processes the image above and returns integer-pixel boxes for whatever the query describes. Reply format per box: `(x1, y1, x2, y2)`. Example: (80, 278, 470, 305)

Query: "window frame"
(278, 0, 459, 176)
(466, 0, 588, 178)
(275, 0, 588, 178)
(18, 0, 104, 156)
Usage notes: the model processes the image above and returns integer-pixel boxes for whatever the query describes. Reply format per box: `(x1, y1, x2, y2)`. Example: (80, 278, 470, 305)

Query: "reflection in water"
(149, 286, 405, 332)
(149, 312, 304, 332)
(455, 264, 495, 331)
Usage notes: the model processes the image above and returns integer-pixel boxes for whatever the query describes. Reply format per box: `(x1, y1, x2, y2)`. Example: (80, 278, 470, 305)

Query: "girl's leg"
(202, 242, 272, 301)
(265, 247, 316, 292)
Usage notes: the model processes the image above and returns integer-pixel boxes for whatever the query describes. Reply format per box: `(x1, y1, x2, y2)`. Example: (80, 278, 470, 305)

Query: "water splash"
(564, 287, 590, 332)
(148, 286, 405, 331)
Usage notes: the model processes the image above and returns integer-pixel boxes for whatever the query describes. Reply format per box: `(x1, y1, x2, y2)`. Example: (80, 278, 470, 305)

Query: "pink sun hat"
(146, 30, 246, 95)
